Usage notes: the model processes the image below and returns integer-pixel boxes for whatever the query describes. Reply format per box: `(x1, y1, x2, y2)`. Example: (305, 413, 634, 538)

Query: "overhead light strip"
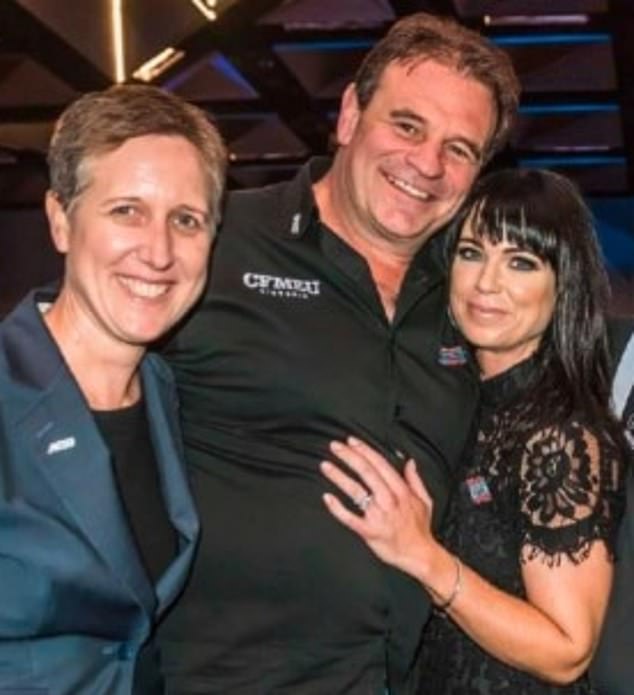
(112, 0, 126, 83)
(274, 40, 374, 53)
(191, 0, 218, 22)
(132, 47, 185, 82)
(519, 103, 619, 115)
(485, 14, 591, 27)
(492, 33, 611, 46)
(518, 155, 626, 167)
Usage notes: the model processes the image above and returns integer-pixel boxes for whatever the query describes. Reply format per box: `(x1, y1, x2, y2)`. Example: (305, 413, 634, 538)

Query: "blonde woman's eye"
(172, 211, 206, 231)
(109, 205, 142, 223)
(111, 205, 136, 216)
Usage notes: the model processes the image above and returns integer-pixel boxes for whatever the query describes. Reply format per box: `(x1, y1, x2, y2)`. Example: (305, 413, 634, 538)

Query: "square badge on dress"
(466, 475, 492, 505)
(438, 345, 468, 366)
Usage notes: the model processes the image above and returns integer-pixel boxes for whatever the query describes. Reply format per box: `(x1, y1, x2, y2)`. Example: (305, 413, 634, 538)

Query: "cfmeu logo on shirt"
(243, 273, 321, 300)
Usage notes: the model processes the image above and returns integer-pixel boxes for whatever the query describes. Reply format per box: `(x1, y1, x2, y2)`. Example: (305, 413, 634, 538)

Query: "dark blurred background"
(1, 0, 633, 316)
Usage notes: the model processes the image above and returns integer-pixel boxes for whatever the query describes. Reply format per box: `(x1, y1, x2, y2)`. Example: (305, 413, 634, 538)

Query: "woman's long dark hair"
(446, 168, 621, 442)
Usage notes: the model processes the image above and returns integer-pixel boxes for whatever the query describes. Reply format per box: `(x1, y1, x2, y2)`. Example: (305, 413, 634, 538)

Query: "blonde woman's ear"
(45, 191, 71, 254)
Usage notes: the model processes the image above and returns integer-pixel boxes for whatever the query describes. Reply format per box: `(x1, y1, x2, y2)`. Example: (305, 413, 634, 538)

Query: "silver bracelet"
(436, 556, 462, 611)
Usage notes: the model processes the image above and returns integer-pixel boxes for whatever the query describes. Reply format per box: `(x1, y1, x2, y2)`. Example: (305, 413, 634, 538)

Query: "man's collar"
(275, 156, 450, 282)
(278, 157, 331, 240)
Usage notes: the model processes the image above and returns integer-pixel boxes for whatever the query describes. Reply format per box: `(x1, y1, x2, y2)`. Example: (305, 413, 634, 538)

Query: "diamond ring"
(354, 492, 373, 512)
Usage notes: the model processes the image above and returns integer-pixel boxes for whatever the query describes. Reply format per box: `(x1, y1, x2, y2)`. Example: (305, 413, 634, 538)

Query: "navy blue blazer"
(0, 288, 199, 695)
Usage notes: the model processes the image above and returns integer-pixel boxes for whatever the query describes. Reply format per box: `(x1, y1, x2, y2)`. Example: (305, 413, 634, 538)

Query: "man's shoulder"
(213, 180, 296, 247)
(218, 159, 328, 240)
(221, 178, 296, 230)
(225, 179, 289, 209)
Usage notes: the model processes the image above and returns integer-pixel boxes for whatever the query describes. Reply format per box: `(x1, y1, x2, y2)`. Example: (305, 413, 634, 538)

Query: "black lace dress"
(418, 359, 623, 694)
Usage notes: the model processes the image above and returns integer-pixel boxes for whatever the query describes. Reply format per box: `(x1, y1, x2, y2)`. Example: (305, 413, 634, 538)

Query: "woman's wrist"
(434, 555, 462, 610)
(415, 544, 463, 610)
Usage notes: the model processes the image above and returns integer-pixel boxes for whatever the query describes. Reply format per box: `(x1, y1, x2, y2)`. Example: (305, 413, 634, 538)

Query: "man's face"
(335, 58, 496, 252)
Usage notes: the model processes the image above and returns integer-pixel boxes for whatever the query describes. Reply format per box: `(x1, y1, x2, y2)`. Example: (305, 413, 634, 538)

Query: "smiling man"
(159, 13, 520, 695)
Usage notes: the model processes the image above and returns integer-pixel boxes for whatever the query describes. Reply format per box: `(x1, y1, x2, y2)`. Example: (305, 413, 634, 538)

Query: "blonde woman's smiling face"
(46, 134, 213, 352)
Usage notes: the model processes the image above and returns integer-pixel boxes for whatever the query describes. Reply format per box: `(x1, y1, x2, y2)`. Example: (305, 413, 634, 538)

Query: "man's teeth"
(386, 174, 431, 201)
(120, 278, 169, 298)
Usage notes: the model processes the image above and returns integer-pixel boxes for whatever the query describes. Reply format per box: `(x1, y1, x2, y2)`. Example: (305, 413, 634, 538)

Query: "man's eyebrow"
(389, 109, 425, 123)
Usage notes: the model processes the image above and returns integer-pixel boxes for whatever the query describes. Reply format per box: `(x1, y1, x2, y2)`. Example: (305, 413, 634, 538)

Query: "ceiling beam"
(161, 0, 331, 153)
(609, 0, 634, 193)
(0, 0, 111, 92)
(389, 0, 458, 18)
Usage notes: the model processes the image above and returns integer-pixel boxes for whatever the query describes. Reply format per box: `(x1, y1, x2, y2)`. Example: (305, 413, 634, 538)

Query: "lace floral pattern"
(523, 425, 594, 524)
(417, 361, 623, 695)
(519, 421, 618, 567)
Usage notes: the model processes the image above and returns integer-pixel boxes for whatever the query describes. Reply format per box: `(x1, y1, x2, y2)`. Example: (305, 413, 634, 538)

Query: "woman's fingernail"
(348, 436, 360, 446)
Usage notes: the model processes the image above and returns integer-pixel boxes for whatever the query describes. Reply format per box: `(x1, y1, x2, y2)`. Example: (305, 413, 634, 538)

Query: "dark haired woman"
(320, 169, 626, 693)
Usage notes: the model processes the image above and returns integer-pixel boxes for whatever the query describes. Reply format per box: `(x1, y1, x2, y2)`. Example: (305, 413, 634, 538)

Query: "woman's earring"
(447, 305, 458, 328)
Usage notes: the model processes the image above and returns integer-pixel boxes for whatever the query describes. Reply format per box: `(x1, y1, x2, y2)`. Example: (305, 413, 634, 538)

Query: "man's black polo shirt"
(159, 158, 479, 694)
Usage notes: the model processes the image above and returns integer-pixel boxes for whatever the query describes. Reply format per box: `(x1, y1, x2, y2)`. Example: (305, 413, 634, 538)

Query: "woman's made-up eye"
(456, 242, 482, 261)
(509, 254, 540, 271)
